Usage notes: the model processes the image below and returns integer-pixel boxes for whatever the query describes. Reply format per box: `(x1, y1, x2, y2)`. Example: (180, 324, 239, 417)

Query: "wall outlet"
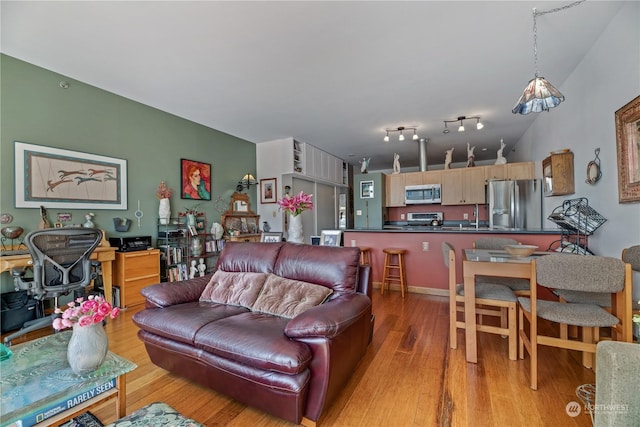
(463, 213, 468, 220)
(356, 210, 362, 216)
(351, 240, 357, 247)
(272, 211, 277, 217)
(422, 242, 429, 251)
(400, 213, 406, 220)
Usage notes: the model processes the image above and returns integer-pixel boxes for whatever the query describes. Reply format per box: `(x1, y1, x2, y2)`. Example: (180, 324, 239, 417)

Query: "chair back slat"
(536, 254, 626, 293)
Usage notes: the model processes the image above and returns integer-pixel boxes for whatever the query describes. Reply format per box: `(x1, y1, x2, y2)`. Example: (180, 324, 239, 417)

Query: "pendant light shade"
(512, 76, 565, 115)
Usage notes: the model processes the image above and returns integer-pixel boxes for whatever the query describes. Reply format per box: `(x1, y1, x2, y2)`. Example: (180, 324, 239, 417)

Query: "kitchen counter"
(350, 226, 562, 235)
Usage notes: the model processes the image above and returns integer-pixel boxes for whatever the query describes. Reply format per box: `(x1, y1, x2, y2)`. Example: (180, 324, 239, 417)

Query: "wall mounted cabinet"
(385, 174, 406, 207)
(441, 167, 486, 205)
(542, 152, 574, 196)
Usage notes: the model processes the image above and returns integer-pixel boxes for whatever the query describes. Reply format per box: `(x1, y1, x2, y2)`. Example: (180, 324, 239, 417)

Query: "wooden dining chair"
(473, 238, 530, 295)
(442, 242, 518, 361)
(518, 253, 632, 390)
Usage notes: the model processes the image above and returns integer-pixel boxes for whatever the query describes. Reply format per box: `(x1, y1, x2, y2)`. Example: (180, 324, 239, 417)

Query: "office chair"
(3, 227, 103, 345)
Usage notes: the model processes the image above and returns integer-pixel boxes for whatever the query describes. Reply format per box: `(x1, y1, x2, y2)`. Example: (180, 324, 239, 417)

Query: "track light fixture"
(383, 126, 418, 142)
(442, 116, 484, 134)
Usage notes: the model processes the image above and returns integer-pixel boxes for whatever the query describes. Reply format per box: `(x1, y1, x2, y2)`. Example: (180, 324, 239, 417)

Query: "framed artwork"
(14, 141, 127, 209)
(615, 95, 640, 203)
(310, 235, 321, 246)
(360, 180, 374, 199)
(261, 232, 283, 243)
(181, 159, 211, 200)
(260, 178, 277, 204)
(320, 230, 343, 247)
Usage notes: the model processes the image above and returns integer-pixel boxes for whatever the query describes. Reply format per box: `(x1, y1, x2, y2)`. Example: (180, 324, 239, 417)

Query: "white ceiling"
(0, 1, 624, 171)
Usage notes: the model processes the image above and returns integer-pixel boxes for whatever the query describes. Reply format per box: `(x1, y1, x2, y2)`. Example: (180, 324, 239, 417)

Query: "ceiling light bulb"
(476, 120, 484, 130)
(458, 122, 465, 132)
(443, 123, 449, 134)
(399, 133, 405, 141)
(412, 130, 418, 140)
(384, 132, 389, 142)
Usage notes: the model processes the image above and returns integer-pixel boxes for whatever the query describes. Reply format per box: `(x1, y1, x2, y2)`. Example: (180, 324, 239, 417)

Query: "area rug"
(60, 411, 104, 427)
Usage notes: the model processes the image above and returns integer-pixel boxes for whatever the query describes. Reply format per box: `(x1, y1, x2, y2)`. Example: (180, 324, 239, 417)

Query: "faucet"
(471, 204, 479, 229)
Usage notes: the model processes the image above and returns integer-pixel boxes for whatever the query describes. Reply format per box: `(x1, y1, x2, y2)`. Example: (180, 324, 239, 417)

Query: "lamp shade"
(512, 76, 565, 115)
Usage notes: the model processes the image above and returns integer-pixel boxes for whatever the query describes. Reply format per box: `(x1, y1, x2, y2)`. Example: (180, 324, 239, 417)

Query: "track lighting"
(443, 116, 483, 134)
(383, 126, 418, 142)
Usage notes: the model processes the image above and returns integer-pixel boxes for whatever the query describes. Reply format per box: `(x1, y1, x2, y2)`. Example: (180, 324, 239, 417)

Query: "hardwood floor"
(4, 291, 596, 426)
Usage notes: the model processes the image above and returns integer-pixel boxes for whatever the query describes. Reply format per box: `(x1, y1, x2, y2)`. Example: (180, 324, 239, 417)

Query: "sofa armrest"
(140, 274, 212, 308)
(284, 293, 371, 339)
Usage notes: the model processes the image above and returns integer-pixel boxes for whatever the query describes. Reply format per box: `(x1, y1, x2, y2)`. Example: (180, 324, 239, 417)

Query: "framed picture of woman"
(181, 159, 211, 200)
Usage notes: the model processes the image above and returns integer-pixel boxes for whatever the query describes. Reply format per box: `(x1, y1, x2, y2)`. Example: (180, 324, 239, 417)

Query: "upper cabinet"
(441, 168, 486, 205)
(542, 152, 574, 196)
(484, 162, 535, 182)
(261, 138, 346, 186)
(385, 174, 405, 207)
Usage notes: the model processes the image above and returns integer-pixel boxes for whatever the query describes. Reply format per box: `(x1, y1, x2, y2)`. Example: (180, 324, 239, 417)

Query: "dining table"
(461, 248, 547, 363)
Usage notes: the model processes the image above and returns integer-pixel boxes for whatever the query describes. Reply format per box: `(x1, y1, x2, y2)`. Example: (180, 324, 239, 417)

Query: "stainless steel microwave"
(405, 184, 442, 205)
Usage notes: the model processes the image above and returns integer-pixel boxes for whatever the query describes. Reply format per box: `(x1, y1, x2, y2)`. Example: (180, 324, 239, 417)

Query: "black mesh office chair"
(3, 227, 103, 345)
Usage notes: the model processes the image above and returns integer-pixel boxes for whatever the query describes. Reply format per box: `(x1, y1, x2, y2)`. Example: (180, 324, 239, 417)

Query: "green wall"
(0, 54, 256, 288)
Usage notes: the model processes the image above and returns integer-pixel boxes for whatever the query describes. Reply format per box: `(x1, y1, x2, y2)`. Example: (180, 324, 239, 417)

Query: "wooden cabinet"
(225, 234, 261, 243)
(422, 170, 442, 184)
(485, 165, 507, 182)
(542, 152, 574, 196)
(222, 192, 261, 242)
(113, 249, 160, 308)
(507, 161, 535, 180)
(385, 174, 405, 207)
(441, 168, 486, 205)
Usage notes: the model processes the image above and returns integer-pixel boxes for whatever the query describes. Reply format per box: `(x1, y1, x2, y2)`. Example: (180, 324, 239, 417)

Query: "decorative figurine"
(495, 139, 507, 165)
(189, 259, 197, 279)
(392, 153, 401, 174)
(198, 258, 207, 277)
(466, 142, 476, 167)
(360, 157, 370, 174)
(262, 221, 271, 232)
(83, 212, 95, 228)
(444, 147, 454, 170)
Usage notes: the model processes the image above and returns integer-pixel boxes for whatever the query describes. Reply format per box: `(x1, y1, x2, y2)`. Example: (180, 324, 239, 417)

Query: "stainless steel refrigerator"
(487, 179, 543, 229)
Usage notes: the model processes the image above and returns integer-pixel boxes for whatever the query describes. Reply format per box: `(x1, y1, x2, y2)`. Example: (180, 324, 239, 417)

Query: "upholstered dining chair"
(518, 253, 632, 390)
(554, 244, 639, 342)
(441, 242, 518, 361)
(473, 237, 530, 295)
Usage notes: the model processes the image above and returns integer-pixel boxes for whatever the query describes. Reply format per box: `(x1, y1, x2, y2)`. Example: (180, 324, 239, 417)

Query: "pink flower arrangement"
(277, 191, 314, 217)
(156, 181, 173, 199)
(53, 295, 120, 330)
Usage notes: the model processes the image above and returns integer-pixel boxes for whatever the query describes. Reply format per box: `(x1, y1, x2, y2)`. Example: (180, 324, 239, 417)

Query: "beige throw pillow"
(199, 270, 268, 308)
(251, 274, 333, 319)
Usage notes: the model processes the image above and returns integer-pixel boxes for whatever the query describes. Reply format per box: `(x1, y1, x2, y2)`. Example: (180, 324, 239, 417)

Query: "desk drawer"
(114, 250, 160, 308)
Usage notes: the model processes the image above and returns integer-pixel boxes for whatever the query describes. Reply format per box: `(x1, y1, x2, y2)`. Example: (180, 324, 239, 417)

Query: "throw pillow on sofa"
(199, 270, 268, 308)
(251, 274, 333, 318)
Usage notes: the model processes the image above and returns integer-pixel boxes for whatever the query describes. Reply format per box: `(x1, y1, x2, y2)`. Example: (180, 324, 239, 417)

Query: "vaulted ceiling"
(1, 1, 624, 171)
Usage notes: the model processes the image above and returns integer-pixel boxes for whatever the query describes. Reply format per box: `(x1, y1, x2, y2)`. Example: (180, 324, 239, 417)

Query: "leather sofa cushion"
(194, 311, 312, 375)
(199, 270, 267, 308)
(252, 274, 333, 319)
(132, 301, 249, 345)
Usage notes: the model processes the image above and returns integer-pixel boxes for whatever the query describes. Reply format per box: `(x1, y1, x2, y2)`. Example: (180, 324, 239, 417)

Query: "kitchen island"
(344, 228, 562, 295)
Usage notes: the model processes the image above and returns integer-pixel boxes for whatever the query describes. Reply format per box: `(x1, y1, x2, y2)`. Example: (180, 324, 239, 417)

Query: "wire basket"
(548, 198, 606, 235)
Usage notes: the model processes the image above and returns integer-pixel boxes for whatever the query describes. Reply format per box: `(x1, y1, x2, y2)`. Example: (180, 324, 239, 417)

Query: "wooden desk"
(462, 249, 538, 363)
(0, 246, 116, 305)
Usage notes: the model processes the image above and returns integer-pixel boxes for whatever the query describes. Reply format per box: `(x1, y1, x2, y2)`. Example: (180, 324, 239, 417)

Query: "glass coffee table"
(0, 331, 136, 427)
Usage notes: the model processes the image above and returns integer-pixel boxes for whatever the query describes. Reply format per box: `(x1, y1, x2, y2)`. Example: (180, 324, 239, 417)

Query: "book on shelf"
(5, 377, 116, 427)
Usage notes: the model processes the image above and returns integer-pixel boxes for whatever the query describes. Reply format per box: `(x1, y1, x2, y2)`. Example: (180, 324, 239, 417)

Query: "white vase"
(67, 323, 109, 375)
(288, 214, 304, 244)
(158, 198, 171, 225)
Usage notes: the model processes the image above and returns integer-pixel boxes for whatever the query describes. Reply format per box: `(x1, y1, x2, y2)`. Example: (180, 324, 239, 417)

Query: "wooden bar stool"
(359, 247, 371, 266)
(381, 248, 407, 298)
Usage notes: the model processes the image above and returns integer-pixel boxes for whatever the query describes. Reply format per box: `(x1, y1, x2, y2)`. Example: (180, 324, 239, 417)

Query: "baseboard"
(373, 282, 448, 297)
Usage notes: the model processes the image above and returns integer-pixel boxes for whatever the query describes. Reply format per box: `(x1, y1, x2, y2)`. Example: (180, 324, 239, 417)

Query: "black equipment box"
(108, 235, 152, 252)
(1, 290, 38, 333)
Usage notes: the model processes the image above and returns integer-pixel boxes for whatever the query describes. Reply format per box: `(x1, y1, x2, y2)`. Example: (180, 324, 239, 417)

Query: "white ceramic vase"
(158, 198, 171, 225)
(67, 323, 109, 375)
(288, 214, 303, 244)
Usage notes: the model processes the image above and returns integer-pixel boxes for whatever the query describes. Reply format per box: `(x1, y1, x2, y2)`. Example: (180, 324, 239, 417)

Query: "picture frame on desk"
(261, 232, 283, 243)
(320, 230, 342, 247)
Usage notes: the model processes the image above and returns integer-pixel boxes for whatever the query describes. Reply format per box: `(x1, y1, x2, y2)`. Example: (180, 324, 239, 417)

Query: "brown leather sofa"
(132, 242, 372, 426)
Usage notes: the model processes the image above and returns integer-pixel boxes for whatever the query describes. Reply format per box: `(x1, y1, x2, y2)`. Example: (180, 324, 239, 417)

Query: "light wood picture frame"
(14, 141, 127, 209)
(615, 95, 640, 203)
(260, 178, 277, 204)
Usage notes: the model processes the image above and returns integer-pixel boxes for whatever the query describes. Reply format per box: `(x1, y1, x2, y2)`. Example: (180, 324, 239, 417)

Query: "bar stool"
(381, 248, 407, 298)
(359, 247, 371, 266)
